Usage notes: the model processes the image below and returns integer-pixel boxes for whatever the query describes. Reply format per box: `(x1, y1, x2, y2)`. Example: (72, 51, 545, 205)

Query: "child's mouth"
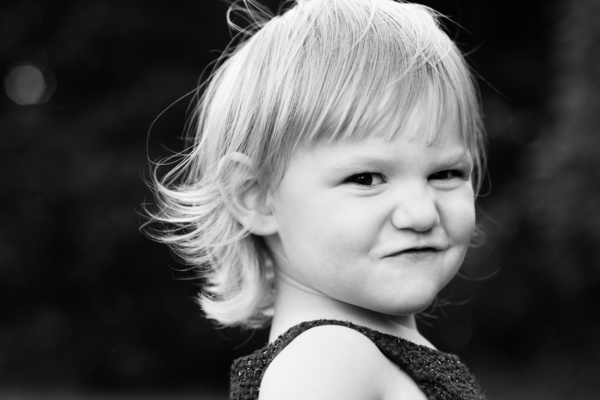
(388, 247, 440, 258)
(402, 247, 437, 255)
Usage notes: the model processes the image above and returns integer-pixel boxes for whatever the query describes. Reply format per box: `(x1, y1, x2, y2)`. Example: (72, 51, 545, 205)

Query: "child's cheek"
(318, 196, 379, 243)
(285, 195, 375, 267)
(441, 190, 476, 246)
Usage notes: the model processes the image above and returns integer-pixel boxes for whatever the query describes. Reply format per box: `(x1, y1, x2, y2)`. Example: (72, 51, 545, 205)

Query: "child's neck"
(269, 276, 434, 349)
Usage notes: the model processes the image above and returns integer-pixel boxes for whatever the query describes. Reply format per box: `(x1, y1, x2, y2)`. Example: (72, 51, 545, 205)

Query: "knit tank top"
(230, 319, 486, 400)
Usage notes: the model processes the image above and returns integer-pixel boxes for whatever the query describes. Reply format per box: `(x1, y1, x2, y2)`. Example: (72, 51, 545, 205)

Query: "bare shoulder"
(258, 325, 427, 400)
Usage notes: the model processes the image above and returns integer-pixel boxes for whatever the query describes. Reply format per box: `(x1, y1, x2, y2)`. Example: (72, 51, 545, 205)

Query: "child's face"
(265, 115, 475, 317)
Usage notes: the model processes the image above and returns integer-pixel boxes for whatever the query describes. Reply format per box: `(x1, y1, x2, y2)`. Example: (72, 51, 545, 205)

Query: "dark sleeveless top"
(230, 319, 485, 400)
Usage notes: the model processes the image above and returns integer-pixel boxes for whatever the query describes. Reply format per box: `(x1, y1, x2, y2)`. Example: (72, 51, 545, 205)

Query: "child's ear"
(217, 152, 278, 236)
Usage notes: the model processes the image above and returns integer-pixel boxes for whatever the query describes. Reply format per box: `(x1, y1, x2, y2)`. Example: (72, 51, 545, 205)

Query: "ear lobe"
(217, 152, 278, 236)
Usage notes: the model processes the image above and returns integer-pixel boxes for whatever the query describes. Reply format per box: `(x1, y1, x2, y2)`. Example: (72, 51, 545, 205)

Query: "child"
(146, 0, 487, 398)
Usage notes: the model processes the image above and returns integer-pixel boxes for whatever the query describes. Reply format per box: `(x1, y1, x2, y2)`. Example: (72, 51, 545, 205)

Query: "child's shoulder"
(258, 324, 427, 400)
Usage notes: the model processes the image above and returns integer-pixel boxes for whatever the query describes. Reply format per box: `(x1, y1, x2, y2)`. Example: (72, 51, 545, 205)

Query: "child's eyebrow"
(436, 152, 474, 169)
(328, 157, 391, 174)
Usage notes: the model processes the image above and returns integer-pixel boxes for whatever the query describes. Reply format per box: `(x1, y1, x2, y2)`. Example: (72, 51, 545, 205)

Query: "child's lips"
(384, 245, 447, 258)
(397, 248, 439, 259)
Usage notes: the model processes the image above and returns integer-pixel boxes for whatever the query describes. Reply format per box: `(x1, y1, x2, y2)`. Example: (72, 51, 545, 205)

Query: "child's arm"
(258, 325, 427, 400)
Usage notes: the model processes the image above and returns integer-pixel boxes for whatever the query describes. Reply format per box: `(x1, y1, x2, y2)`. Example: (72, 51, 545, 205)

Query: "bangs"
(309, 58, 470, 147)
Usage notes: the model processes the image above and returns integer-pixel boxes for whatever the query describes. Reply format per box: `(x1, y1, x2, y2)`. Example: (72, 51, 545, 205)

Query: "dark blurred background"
(1, 0, 599, 398)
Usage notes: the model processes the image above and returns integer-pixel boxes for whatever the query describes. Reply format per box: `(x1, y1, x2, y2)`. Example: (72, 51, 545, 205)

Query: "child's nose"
(390, 185, 440, 232)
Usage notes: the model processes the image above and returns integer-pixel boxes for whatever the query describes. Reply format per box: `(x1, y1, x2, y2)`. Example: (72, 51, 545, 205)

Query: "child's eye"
(343, 173, 385, 186)
(429, 170, 468, 181)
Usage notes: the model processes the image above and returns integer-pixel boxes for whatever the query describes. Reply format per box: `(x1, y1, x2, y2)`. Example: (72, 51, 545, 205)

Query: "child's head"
(147, 0, 485, 328)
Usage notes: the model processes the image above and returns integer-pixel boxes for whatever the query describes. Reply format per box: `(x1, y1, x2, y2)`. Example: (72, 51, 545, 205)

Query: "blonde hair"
(144, 0, 486, 329)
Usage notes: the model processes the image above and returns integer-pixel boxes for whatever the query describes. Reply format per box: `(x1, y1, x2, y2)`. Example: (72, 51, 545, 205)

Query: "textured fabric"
(230, 319, 486, 400)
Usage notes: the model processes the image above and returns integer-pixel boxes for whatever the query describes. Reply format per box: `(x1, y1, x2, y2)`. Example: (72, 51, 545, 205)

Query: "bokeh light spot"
(4, 63, 47, 105)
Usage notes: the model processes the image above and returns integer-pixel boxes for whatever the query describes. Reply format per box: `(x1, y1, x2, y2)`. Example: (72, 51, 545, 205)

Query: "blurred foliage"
(0, 0, 599, 397)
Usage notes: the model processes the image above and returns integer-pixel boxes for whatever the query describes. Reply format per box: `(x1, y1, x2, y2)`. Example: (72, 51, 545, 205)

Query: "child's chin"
(381, 296, 438, 316)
